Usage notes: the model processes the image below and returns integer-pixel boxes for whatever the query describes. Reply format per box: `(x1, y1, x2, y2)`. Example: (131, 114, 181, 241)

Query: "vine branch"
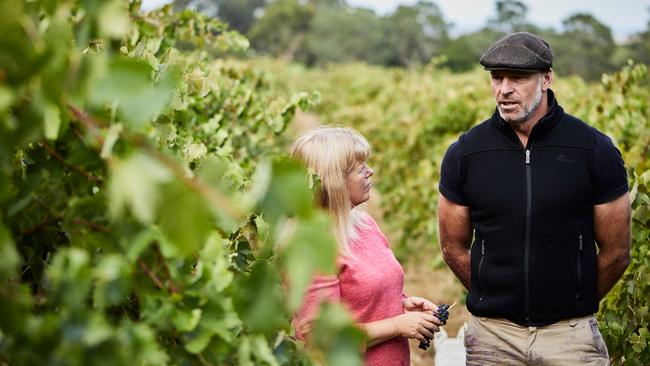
(41, 141, 102, 182)
(138, 259, 166, 291)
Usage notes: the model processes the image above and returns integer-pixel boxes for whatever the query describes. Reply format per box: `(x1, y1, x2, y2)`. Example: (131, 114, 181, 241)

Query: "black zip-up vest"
(461, 90, 599, 326)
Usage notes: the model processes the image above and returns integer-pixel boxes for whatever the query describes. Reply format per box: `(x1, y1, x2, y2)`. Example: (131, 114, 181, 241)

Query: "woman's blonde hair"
(291, 126, 370, 256)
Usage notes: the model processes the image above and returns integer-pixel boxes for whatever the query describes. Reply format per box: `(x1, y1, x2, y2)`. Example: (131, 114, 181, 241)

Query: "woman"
(291, 127, 441, 365)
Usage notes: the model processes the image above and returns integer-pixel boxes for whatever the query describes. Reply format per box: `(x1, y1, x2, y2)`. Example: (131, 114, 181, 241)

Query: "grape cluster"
(418, 304, 450, 351)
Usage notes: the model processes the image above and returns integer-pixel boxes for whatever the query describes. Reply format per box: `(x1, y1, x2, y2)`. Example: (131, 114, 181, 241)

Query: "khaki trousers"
(464, 315, 610, 365)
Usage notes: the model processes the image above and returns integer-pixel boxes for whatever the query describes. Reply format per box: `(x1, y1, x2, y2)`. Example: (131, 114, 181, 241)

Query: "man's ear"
(542, 70, 553, 91)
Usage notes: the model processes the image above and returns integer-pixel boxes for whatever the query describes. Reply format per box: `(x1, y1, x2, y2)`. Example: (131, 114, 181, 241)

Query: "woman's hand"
(403, 296, 438, 313)
(392, 311, 441, 342)
(296, 317, 315, 340)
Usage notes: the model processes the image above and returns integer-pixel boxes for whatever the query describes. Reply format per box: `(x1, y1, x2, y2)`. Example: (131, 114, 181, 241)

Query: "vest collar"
(491, 89, 565, 146)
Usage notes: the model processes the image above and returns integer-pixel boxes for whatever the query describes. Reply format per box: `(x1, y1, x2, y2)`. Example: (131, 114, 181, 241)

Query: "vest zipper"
(576, 234, 583, 299)
(478, 239, 485, 301)
(524, 148, 532, 322)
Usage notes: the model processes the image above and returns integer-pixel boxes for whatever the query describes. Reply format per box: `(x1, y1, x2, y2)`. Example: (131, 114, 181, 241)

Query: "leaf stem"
(138, 258, 166, 291)
(41, 141, 102, 182)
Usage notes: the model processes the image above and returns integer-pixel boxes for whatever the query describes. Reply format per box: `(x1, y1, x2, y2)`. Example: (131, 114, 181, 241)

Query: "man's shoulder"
(559, 112, 594, 131)
(457, 117, 502, 151)
(465, 117, 495, 136)
(551, 112, 599, 148)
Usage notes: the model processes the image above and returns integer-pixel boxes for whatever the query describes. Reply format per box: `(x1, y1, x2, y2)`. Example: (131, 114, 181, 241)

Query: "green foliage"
(592, 63, 650, 366)
(0, 1, 361, 365)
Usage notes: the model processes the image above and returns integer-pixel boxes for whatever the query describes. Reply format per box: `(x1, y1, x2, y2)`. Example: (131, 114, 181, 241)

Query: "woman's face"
(347, 161, 374, 207)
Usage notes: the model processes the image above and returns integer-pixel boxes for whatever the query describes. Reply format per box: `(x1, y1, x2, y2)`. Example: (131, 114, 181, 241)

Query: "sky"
(141, 0, 650, 41)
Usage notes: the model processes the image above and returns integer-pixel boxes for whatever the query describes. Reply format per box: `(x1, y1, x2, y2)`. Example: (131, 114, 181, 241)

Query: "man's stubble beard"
(498, 78, 543, 125)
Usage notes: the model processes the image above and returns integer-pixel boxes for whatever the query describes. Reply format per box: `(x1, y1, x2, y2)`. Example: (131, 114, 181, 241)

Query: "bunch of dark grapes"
(418, 303, 451, 351)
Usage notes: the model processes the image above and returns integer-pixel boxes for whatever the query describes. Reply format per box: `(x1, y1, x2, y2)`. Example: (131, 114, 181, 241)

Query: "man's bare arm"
(594, 192, 631, 300)
(438, 194, 473, 290)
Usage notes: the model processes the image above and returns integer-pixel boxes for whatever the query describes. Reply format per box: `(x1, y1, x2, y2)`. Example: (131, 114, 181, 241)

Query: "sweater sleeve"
(292, 274, 341, 340)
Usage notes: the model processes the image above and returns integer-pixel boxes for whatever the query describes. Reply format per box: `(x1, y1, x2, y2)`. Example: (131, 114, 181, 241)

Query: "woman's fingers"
(413, 331, 427, 342)
(421, 312, 443, 326)
(418, 326, 434, 339)
(419, 314, 442, 332)
(298, 317, 315, 337)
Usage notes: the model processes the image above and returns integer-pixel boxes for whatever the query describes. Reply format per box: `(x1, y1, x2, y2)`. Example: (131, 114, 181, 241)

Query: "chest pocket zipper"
(576, 234, 583, 299)
(478, 239, 486, 301)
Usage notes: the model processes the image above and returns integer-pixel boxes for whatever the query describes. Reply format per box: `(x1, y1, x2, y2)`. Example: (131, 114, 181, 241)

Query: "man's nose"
(500, 78, 515, 94)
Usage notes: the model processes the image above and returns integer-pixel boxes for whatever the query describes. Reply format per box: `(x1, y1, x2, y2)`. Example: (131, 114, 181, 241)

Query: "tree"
(173, 0, 267, 33)
(385, 1, 449, 67)
(218, 0, 267, 33)
(248, 0, 314, 61)
(439, 28, 505, 72)
(625, 8, 650, 66)
(553, 13, 616, 80)
(488, 0, 529, 33)
(302, 7, 391, 66)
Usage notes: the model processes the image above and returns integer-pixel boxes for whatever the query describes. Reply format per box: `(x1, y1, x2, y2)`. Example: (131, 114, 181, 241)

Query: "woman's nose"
(367, 167, 374, 177)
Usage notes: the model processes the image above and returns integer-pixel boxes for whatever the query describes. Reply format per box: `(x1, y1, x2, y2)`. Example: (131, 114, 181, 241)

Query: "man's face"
(491, 70, 548, 125)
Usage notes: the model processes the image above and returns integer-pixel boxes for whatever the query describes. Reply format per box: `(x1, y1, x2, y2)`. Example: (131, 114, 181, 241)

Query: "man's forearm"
(441, 243, 471, 290)
(597, 249, 631, 300)
(593, 193, 632, 300)
(438, 195, 473, 290)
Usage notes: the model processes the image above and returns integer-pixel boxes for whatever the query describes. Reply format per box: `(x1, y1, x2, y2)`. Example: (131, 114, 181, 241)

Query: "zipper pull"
(525, 149, 531, 164)
(481, 240, 485, 255)
(578, 234, 583, 251)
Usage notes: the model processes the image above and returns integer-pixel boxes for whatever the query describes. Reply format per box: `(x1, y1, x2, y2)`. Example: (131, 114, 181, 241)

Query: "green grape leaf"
(158, 182, 213, 256)
(108, 152, 173, 224)
(47, 248, 93, 309)
(311, 303, 364, 366)
(93, 254, 133, 308)
(280, 212, 337, 312)
(238, 336, 254, 366)
(43, 102, 61, 140)
(0, 86, 14, 112)
(251, 335, 280, 366)
(258, 159, 312, 226)
(89, 58, 180, 129)
(98, 0, 130, 39)
(172, 308, 202, 332)
(183, 323, 214, 354)
(0, 223, 20, 281)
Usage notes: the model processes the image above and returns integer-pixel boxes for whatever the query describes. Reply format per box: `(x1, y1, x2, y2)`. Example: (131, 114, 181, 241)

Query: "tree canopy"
(173, 0, 650, 80)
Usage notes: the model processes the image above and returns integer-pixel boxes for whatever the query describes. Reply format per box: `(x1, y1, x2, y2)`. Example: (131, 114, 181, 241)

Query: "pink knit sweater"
(293, 213, 409, 366)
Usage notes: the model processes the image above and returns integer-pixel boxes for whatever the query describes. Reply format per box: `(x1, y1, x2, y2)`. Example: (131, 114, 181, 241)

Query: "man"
(438, 32, 631, 365)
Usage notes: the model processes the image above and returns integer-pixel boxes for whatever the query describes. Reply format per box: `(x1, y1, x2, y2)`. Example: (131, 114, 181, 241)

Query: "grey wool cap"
(480, 32, 553, 72)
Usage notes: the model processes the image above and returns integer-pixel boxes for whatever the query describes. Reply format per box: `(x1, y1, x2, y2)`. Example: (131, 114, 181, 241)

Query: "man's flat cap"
(480, 32, 553, 72)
